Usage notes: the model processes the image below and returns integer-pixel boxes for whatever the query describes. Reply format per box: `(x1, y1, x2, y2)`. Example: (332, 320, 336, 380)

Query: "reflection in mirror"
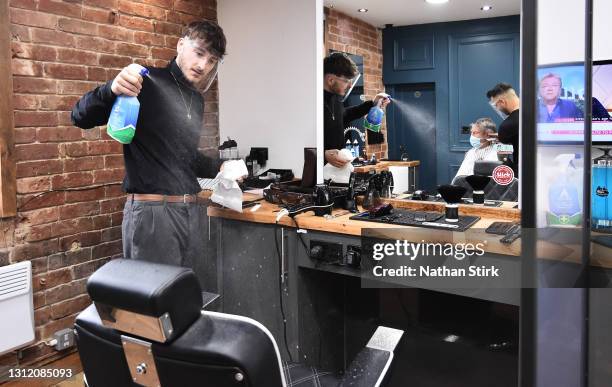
(320, 0, 521, 208)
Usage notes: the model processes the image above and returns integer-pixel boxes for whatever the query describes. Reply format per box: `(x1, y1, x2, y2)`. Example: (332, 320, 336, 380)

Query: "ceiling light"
(358, 8, 368, 13)
(481, 5, 493, 11)
(425, 0, 449, 4)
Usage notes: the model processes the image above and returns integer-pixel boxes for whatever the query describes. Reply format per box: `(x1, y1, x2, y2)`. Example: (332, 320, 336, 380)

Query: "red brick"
(10, 24, 31, 42)
(15, 127, 37, 143)
(13, 77, 57, 94)
(118, 14, 154, 32)
(92, 241, 122, 259)
(165, 35, 180, 49)
(28, 218, 95, 242)
(118, 0, 166, 20)
(10, 239, 60, 261)
(11, 43, 58, 61)
(115, 42, 149, 57)
(133, 31, 165, 46)
(92, 214, 112, 229)
(99, 54, 132, 68)
(50, 294, 90, 320)
(57, 48, 99, 66)
(75, 36, 115, 54)
(38, 0, 83, 18)
(31, 28, 76, 47)
(38, 314, 79, 342)
(48, 249, 92, 271)
(15, 143, 60, 162)
(43, 63, 87, 80)
(45, 278, 87, 304)
(57, 111, 74, 125)
(73, 257, 110, 278)
(83, 0, 118, 9)
(101, 226, 122, 242)
(154, 21, 181, 35)
(82, 127, 101, 141)
(10, 0, 38, 9)
(11, 59, 43, 77)
(16, 159, 63, 178)
(87, 67, 107, 81)
(58, 17, 99, 36)
(93, 168, 124, 184)
(97, 24, 132, 41)
(17, 176, 51, 194)
(10, 8, 58, 29)
(174, 0, 201, 14)
(37, 126, 83, 143)
(63, 156, 104, 172)
(57, 80, 96, 95)
(51, 171, 94, 189)
(13, 94, 39, 110)
(100, 197, 125, 214)
(14, 111, 57, 128)
(60, 231, 102, 250)
(64, 141, 119, 157)
(105, 184, 125, 199)
(104, 154, 124, 169)
(39, 96, 80, 111)
(19, 207, 60, 226)
(65, 186, 106, 203)
(33, 291, 45, 309)
(18, 191, 65, 212)
(33, 267, 73, 293)
(152, 46, 176, 61)
(110, 210, 123, 226)
(166, 11, 199, 25)
(59, 202, 100, 220)
(82, 7, 116, 24)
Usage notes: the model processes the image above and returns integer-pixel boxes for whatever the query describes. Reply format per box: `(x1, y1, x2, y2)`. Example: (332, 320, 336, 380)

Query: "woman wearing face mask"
(453, 118, 499, 182)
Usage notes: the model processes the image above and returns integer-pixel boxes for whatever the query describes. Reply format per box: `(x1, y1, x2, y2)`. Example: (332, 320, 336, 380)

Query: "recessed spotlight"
(425, 0, 449, 4)
(358, 8, 368, 13)
(481, 5, 493, 11)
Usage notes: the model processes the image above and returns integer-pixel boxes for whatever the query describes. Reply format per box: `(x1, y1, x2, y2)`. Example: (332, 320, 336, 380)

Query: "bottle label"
(596, 186, 609, 197)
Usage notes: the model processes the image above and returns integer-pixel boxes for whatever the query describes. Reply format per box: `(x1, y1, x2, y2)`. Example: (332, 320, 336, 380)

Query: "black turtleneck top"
(324, 90, 373, 151)
(71, 59, 219, 195)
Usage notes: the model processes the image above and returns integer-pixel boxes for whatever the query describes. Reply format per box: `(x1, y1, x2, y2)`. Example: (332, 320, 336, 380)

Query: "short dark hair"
(183, 21, 226, 59)
(324, 52, 358, 78)
(486, 83, 514, 99)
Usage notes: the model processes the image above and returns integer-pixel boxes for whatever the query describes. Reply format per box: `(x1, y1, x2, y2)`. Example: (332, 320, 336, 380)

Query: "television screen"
(536, 61, 612, 144)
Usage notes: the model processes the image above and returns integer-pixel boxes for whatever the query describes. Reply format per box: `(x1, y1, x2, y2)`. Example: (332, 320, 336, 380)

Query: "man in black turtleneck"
(71, 21, 225, 267)
(324, 53, 390, 167)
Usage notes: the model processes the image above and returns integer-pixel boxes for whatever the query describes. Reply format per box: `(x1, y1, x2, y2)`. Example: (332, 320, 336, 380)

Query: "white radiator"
(0, 261, 34, 355)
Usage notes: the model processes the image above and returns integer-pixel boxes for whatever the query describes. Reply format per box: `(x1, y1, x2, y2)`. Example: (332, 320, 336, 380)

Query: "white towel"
(211, 160, 248, 212)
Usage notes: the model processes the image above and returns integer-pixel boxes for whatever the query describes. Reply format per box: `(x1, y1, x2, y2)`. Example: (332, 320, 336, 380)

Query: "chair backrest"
(75, 259, 286, 387)
(301, 147, 317, 188)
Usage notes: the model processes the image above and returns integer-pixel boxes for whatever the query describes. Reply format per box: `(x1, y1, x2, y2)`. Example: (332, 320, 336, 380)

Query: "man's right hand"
(325, 149, 350, 168)
(111, 64, 145, 97)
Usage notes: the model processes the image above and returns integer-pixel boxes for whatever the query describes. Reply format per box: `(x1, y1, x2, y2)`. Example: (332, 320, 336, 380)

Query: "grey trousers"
(122, 199, 207, 267)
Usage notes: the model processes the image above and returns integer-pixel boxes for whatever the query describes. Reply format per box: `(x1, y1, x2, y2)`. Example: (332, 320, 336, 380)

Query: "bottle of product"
(346, 140, 353, 157)
(107, 65, 149, 144)
(363, 94, 390, 132)
(592, 149, 611, 229)
(546, 154, 582, 226)
(352, 139, 360, 159)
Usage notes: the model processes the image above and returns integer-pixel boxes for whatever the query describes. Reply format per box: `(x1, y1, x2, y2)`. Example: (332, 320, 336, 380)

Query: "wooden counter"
(353, 160, 420, 174)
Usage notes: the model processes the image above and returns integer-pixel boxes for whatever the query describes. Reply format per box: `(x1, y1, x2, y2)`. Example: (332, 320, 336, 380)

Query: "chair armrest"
(339, 326, 403, 387)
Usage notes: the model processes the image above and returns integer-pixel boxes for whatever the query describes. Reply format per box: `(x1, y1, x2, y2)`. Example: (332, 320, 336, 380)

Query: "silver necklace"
(170, 71, 193, 119)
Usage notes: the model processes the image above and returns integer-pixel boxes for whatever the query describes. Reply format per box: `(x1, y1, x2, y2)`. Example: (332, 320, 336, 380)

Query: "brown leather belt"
(127, 193, 200, 203)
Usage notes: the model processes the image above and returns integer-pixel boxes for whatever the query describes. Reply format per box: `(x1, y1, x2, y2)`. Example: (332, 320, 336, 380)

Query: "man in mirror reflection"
(487, 83, 520, 176)
(453, 118, 499, 182)
(323, 52, 390, 167)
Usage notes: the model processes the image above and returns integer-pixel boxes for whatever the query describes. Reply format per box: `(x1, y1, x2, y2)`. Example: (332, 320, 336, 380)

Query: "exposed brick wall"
(325, 7, 387, 159)
(1, 0, 219, 372)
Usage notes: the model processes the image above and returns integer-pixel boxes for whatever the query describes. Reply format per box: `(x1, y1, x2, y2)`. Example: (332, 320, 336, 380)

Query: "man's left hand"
(373, 93, 391, 108)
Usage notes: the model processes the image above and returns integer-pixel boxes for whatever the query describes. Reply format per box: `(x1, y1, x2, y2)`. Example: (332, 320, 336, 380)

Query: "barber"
(486, 83, 520, 176)
(324, 52, 389, 167)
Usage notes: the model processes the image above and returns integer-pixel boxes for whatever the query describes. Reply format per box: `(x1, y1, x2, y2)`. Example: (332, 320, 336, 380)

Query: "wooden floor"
(3, 353, 84, 387)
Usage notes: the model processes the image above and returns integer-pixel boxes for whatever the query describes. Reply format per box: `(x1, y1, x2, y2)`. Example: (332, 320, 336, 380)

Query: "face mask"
(469, 135, 482, 148)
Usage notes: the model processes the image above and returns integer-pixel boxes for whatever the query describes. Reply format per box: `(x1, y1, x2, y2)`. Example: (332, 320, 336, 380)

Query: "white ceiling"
(325, 0, 520, 28)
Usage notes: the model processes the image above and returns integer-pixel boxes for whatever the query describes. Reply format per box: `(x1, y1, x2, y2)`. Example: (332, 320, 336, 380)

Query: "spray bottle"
(592, 148, 612, 229)
(107, 65, 150, 144)
(546, 153, 582, 226)
(363, 93, 391, 132)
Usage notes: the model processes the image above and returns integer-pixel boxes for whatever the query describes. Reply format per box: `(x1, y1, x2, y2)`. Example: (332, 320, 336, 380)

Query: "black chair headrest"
(87, 259, 203, 342)
(474, 160, 503, 176)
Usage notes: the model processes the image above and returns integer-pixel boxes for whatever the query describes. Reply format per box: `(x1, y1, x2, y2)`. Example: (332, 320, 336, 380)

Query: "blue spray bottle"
(107, 65, 149, 144)
(546, 153, 582, 226)
(363, 94, 390, 132)
(592, 148, 611, 229)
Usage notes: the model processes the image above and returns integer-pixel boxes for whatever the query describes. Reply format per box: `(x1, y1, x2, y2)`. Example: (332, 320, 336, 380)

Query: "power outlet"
(53, 328, 75, 351)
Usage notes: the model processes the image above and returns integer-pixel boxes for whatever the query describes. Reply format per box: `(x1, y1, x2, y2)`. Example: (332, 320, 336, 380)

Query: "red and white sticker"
(492, 165, 514, 186)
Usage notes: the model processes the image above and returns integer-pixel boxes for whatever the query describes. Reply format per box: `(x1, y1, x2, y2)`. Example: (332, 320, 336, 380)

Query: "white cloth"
(323, 149, 355, 183)
(211, 160, 248, 212)
(453, 145, 499, 181)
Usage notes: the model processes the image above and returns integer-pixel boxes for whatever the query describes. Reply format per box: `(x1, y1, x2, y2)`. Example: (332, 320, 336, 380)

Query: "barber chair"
(75, 259, 403, 387)
(452, 160, 519, 202)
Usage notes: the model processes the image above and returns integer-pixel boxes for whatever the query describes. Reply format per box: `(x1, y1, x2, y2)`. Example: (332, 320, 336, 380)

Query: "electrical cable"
(274, 220, 294, 363)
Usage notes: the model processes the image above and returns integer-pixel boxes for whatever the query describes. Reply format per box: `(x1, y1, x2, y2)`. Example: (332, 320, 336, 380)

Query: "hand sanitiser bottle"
(546, 154, 582, 226)
(363, 94, 390, 132)
(107, 65, 149, 144)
